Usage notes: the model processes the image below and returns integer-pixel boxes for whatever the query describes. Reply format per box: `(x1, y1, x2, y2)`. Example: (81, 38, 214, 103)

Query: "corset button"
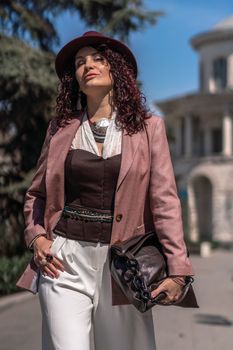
(116, 214, 123, 222)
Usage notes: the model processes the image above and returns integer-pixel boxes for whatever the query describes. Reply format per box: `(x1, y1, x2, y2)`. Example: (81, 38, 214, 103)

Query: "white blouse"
(70, 110, 122, 159)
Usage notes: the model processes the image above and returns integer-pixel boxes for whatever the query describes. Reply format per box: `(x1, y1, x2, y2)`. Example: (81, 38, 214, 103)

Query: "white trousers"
(38, 234, 156, 350)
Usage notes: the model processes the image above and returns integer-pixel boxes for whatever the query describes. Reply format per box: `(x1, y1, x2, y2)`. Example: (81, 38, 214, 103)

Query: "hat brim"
(55, 34, 138, 80)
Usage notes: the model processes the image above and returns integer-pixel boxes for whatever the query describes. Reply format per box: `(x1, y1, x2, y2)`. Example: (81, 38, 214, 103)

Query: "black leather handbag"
(110, 231, 198, 313)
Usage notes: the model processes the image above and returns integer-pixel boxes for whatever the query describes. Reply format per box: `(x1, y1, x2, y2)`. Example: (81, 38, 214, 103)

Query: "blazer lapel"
(116, 129, 142, 191)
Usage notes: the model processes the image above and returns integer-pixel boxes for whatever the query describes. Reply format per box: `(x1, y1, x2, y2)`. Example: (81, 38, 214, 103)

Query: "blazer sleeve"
(23, 120, 53, 248)
(149, 117, 194, 276)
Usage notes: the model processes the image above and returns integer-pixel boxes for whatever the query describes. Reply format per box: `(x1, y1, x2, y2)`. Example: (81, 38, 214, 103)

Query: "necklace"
(88, 116, 112, 143)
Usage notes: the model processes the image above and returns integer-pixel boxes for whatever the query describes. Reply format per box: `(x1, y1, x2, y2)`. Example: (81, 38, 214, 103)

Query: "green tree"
(0, 1, 163, 45)
(0, 34, 57, 256)
(0, 0, 163, 257)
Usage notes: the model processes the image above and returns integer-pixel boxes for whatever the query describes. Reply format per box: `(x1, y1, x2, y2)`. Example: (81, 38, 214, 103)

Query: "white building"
(157, 16, 233, 244)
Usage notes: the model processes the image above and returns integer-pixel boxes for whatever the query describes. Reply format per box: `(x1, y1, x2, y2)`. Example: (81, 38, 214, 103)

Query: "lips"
(84, 73, 99, 80)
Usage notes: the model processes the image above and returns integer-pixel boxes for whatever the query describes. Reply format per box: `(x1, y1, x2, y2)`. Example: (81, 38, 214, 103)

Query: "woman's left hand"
(151, 277, 184, 304)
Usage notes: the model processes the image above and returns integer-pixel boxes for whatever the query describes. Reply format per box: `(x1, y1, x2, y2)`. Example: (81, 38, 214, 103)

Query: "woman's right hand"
(33, 236, 65, 278)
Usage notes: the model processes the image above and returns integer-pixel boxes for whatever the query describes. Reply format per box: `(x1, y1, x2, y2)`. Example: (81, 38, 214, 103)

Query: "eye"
(75, 60, 84, 68)
(94, 55, 104, 61)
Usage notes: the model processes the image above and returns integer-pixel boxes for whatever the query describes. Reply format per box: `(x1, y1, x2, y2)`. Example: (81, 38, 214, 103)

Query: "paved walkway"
(0, 249, 232, 350)
(153, 249, 233, 350)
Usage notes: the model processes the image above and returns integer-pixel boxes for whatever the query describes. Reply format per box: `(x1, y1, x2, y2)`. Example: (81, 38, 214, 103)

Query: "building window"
(190, 116, 205, 156)
(199, 130, 205, 156)
(199, 61, 204, 91)
(211, 127, 222, 153)
(213, 57, 227, 91)
(192, 116, 202, 156)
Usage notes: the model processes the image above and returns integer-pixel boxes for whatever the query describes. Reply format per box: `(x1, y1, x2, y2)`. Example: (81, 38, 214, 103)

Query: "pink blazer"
(16, 112, 196, 306)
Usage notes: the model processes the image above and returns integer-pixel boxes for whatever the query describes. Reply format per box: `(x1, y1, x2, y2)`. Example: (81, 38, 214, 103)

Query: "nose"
(84, 56, 95, 71)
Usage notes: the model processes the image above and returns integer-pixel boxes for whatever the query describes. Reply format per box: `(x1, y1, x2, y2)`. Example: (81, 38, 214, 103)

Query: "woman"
(17, 31, 197, 350)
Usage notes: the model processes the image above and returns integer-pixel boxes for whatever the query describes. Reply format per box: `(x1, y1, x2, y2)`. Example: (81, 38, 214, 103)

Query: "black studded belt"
(62, 205, 114, 223)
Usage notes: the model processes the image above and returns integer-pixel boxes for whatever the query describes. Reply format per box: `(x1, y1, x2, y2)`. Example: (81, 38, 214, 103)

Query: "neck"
(86, 92, 114, 122)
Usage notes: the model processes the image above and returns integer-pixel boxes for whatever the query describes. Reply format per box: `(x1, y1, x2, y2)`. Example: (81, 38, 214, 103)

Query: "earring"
(76, 91, 82, 110)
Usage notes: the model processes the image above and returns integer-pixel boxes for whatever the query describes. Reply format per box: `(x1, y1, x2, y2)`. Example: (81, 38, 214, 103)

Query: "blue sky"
(55, 0, 233, 110)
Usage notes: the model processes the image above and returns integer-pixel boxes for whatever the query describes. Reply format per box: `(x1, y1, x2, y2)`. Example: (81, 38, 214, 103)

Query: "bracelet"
(29, 234, 45, 250)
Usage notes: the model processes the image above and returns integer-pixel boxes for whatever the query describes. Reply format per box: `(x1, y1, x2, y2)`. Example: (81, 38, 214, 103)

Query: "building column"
(222, 106, 232, 156)
(185, 114, 192, 157)
(204, 127, 212, 156)
(175, 118, 182, 156)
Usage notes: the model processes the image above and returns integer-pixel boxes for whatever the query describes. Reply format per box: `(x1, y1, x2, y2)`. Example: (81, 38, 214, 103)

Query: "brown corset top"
(53, 149, 122, 243)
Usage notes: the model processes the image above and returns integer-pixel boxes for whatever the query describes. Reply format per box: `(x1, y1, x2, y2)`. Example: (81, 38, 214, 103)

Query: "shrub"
(0, 253, 32, 296)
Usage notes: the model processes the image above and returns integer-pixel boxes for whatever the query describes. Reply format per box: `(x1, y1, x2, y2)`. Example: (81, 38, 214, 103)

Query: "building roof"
(156, 91, 233, 120)
(214, 15, 233, 30)
(191, 15, 233, 50)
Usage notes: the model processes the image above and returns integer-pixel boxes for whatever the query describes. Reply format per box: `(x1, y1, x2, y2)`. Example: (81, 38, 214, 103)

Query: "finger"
(164, 294, 174, 303)
(43, 265, 56, 279)
(151, 284, 168, 298)
(165, 284, 183, 299)
(160, 291, 183, 304)
(52, 257, 65, 272)
(172, 292, 183, 302)
(153, 292, 167, 303)
(46, 262, 60, 278)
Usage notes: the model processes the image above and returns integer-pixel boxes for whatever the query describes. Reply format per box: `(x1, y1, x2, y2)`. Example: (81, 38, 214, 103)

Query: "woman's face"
(74, 46, 113, 96)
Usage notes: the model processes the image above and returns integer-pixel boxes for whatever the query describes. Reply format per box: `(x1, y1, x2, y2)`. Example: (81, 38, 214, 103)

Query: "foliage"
(72, 0, 163, 42)
(0, 0, 61, 50)
(0, 252, 32, 295)
(0, 1, 163, 45)
(0, 34, 57, 257)
(0, 34, 57, 171)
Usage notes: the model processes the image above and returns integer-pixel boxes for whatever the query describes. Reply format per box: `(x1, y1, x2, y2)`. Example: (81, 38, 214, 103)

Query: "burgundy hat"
(55, 31, 138, 80)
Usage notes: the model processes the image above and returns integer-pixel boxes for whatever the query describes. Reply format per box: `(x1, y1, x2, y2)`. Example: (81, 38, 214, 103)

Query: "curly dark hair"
(55, 44, 151, 135)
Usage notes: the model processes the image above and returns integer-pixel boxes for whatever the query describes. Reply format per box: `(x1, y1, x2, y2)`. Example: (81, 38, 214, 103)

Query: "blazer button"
(116, 214, 123, 222)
